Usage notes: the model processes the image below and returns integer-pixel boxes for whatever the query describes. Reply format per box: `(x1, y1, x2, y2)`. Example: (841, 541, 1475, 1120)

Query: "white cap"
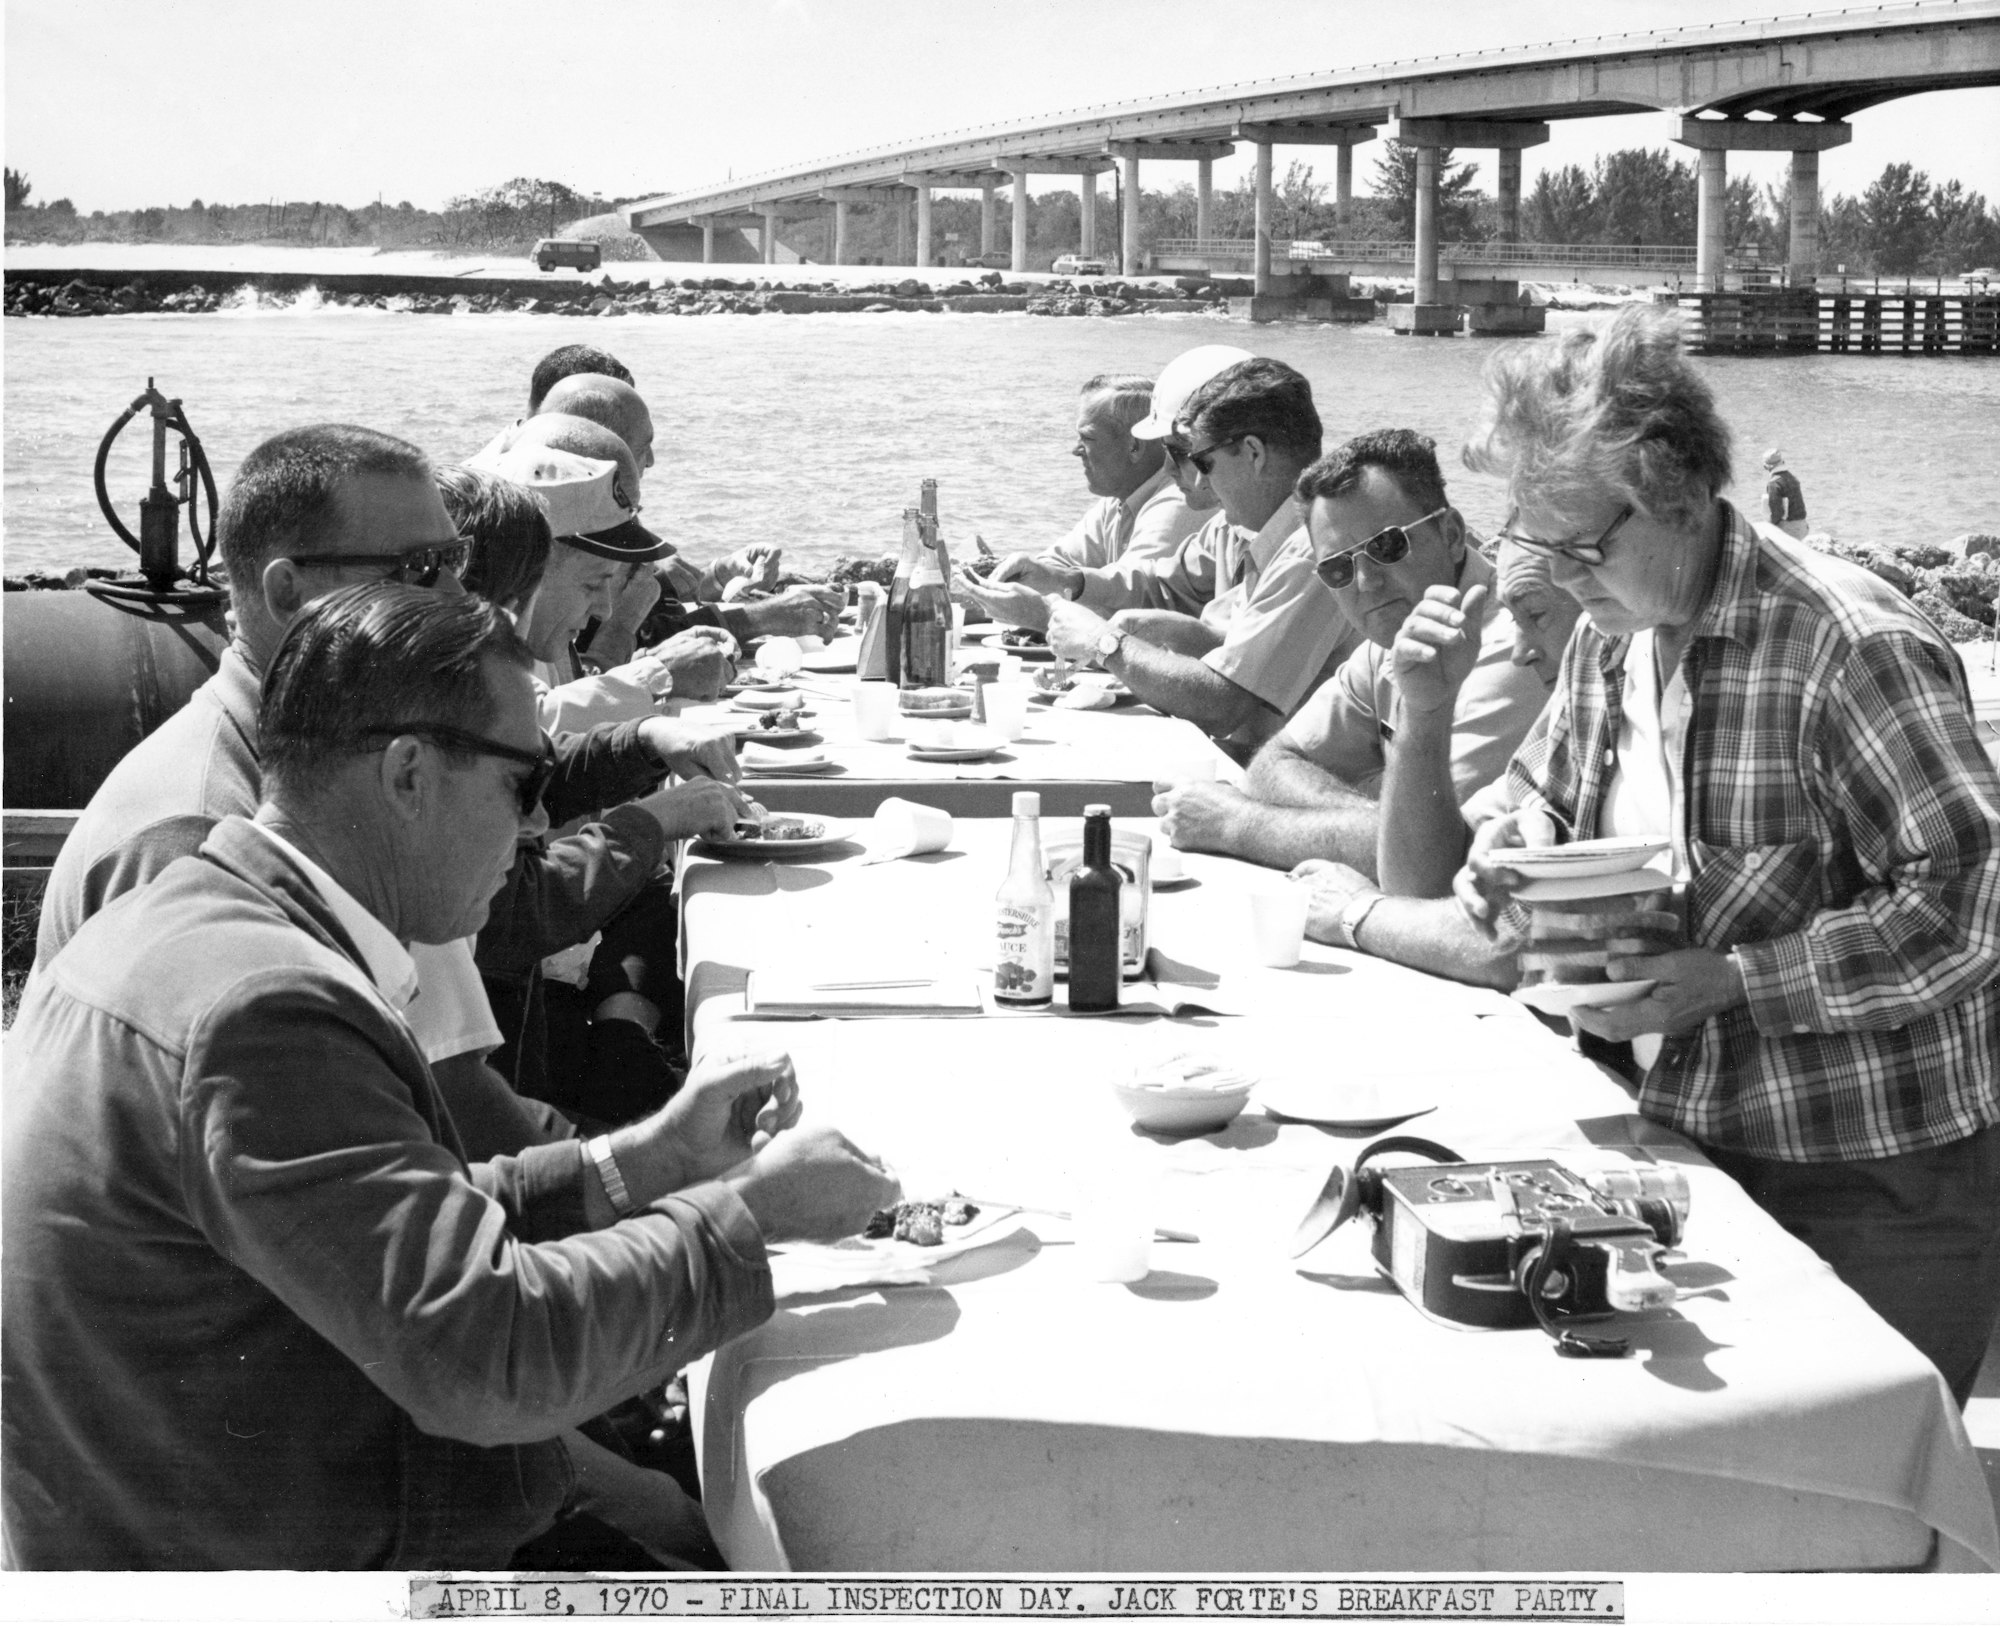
(467, 441, 668, 560)
(1012, 791, 1041, 817)
(1129, 344, 1256, 440)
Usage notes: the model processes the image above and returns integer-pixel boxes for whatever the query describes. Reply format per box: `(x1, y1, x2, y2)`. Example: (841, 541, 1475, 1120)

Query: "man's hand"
(584, 565, 665, 671)
(1289, 858, 1379, 945)
(644, 627, 738, 702)
(957, 570, 1054, 632)
(635, 1048, 803, 1188)
(633, 778, 754, 842)
(637, 714, 741, 783)
(990, 553, 1074, 595)
(1044, 598, 1111, 665)
(1452, 807, 1562, 937)
(1568, 946, 1747, 1042)
(1393, 582, 1487, 719)
(728, 1124, 903, 1244)
(709, 544, 782, 595)
(1151, 778, 1253, 855)
(733, 585, 842, 640)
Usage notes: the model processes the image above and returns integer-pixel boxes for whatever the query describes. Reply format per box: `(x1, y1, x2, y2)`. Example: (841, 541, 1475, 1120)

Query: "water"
(6, 302, 1997, 580)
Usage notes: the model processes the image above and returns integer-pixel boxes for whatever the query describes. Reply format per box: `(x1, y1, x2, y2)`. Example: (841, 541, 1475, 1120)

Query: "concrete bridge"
(627, 2, 1999, 330)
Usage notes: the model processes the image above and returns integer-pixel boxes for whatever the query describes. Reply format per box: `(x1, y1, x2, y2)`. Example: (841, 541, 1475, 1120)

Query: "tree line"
(7, 147, 1997, 277)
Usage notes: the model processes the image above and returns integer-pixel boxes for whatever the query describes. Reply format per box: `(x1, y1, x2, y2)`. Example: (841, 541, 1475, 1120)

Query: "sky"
(6, 0, 1998, 215)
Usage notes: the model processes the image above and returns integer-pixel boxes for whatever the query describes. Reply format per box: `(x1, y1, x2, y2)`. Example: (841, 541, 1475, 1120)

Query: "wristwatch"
(1095, 627, 1125, 663)
(1336, 889, 1385, 951)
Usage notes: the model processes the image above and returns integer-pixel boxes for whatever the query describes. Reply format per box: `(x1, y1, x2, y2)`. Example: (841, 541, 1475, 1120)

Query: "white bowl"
(1112, 1056, 1254, 1136)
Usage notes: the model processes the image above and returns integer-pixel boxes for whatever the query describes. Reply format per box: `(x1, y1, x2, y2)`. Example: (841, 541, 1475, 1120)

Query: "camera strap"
(1520, 1220, 1631, 1360)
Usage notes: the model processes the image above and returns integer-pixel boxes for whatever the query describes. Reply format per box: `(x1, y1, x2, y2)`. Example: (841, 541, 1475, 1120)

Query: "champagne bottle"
(899, 485, 953, 690)
(994, 791, 1054, 1007)
(1067, 805, 1121, 1012)
(884, 507, 921, 688)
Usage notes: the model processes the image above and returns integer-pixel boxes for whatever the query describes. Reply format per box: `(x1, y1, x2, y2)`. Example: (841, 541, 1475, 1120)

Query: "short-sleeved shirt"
(1201, 499, 1364, 737)
(1042, 463, 1205, 570)
(1764, 468, 1806, 524)
(1277, 548, 1549, 802)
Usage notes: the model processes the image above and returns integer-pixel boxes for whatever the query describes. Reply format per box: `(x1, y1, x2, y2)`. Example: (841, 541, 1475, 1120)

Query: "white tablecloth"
(681, 823, 2000, 1573)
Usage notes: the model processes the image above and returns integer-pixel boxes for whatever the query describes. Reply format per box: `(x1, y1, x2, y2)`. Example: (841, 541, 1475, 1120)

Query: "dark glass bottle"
(1067, 805, 1121, 1012)
(884, 507, 921, 688)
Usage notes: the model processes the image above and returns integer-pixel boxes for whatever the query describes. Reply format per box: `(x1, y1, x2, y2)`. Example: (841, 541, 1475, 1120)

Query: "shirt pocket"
(1688, 836, 1823, 946)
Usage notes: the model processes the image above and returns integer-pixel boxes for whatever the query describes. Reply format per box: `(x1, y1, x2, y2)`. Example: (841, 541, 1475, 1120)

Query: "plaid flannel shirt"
(1505, 502, 2000, 1161)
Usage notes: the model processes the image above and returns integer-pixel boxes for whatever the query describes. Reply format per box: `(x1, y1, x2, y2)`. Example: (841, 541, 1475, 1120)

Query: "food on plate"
(998, 627, 1047, 648)
(1516, 883, 1678, 992)
(899, 686, 972, 715)
(750, 705, 810, 732)
(862, 1196, 982, 1245)
(733, 811, 826, 842)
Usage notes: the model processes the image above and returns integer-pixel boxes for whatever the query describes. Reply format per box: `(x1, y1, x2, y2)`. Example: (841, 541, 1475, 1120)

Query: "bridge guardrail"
(1151, 238, 1699, 270)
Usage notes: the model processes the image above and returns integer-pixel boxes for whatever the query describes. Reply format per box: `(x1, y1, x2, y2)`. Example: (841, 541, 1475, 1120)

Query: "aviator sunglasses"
(360, 724, 557, 816)
(1314, 508, 1451, 591)
(287, 539, 472, 589)
(1167, 435, 1244, 478)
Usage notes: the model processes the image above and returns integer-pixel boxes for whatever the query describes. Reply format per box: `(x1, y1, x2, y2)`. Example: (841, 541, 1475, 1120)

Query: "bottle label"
(995, 903, 1054, 1001)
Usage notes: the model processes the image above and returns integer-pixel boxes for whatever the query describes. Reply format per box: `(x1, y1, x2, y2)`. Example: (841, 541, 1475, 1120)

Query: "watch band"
(1336, 890, 1385, 951)
(1096, 627, 1124, 662)
(586, 1134, 636, 1218)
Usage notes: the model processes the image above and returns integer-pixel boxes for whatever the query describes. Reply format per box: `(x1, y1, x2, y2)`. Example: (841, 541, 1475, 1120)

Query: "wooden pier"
(1673, 288, 2000, 356)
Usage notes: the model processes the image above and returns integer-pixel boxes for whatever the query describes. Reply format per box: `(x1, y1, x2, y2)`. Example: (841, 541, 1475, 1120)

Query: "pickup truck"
(1051, 254, 1107, 278)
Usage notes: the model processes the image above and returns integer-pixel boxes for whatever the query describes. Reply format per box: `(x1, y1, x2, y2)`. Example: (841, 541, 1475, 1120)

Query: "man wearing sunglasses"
(1153, 431, 1550, 878)
(6, 583, 901, 1570)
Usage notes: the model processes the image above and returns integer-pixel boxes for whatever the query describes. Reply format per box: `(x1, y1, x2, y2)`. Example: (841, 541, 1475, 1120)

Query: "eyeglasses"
(1494, 505, 1633, 566)
(1180, 436, 1244, 477)
(360, 723, 556, 816)
(288, 539, 472, 589)
(1314, 508, 1451, 591)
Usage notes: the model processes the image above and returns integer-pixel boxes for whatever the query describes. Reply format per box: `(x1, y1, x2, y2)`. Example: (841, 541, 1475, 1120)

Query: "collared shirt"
(1078, 508, 1237, 622)
(1278, 548, 1548, 802)
(1042, 463, 1204, 570)
(1201, 499, 1364, 732)
(1504, 503, 2000, 1162)
(241, 821, 418, 1010)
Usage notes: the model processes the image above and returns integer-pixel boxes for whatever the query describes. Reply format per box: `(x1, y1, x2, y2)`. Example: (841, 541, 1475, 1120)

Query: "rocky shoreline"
(4, 266, 1253, 320)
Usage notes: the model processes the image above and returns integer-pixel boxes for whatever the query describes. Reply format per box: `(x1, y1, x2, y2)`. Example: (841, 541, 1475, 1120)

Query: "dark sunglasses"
(1494, 504, 1633, 566)
(1314, 508, 1450, 591)
(1179, 435, 1245, 477)
(289, 539, 471, 589)
(361, 723, 556, 816)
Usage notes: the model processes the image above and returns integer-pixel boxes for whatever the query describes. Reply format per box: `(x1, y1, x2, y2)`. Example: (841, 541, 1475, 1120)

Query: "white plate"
(799, 637, 861, 673)
(1513, 866, 1674, 903)
(731, 722, 819, 744)
(769, 1201, 1025, 1296)
(729, 689, 805, 712)
(1511, 978, 1658, 1016)
(972, 631, 1056, 661)
(695, 816, 856, 859)
(1493, 836, 1670, 880)
(740, 749, 833, 775)
(1256, 1077, 1437, 1128)
(908, 745, 1004, 763)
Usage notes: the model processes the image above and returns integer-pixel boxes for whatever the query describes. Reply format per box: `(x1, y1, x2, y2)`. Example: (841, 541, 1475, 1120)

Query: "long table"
(679, 820, 2000, 1574)
(677, 676, 1230, 818)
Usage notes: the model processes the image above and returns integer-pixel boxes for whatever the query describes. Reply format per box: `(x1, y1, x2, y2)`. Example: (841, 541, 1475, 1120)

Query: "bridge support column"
(1196, 158, 1213, 241)
(914, 184, 932, 268)
(761, 209, 779, 266)
(701, 221, 715, 264)
(981, 183, 996, 258)
(1696, 148, 1727, 292)
(1011, 173, 1028, 274)
(1413, 145, 1439, 304)
(1335, 144, 1354, 231)
(833, 202, 850, 265)
(1253, 142, 1274, 296)
(1789, 148, 1820, 287)
(1080, 174, 1096, 258)
(1497, 148, 1522, 243)
(1121, 155, 1140, 277)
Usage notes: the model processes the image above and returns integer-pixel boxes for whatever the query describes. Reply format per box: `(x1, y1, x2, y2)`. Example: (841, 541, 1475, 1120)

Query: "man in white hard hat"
(958, 343, 1248, 633)
(1762, 448, 1810, 540)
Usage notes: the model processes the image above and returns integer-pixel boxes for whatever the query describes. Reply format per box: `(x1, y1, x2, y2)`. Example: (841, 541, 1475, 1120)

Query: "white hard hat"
(1129, 344, 1256, 440)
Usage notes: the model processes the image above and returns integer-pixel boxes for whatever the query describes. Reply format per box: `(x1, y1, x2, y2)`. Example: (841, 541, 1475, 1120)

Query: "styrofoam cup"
(871, 797, 953, 856)
(1246, 885, 1309, 968)
(851, 680, 899, 741)
(1073, 1193, 1153, 1283)
(984, 683, 1031, 741)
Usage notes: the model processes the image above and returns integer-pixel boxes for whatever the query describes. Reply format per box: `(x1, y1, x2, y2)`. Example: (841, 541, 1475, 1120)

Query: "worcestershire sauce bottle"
(1067, 805, 1121, 1012)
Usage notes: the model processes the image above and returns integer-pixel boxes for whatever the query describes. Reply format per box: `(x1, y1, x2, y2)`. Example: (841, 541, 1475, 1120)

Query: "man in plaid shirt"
(1458, 308, 2000, 1405)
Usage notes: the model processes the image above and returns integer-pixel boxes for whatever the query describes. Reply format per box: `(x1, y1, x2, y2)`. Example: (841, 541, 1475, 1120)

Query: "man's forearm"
(1111, 639, 1275, 740)
(1346, 897, 1518, 990)
(1214, 801, 1382, 874)
(1377, 712, 1473, 899)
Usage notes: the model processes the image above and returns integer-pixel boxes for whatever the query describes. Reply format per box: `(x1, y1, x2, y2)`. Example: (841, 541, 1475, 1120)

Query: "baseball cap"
(468, 441, 669, 561)
(1129, 344, 1256, 440)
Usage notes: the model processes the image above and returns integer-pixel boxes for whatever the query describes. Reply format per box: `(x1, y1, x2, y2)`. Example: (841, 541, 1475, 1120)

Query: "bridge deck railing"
(1150, 238, 1700, 271)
